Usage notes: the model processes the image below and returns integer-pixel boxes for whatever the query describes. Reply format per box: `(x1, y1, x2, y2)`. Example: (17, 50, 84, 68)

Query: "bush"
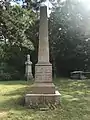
(0, 62, 24, 80)
(11, 71, 24, 80)
(0, 72, 12, 80)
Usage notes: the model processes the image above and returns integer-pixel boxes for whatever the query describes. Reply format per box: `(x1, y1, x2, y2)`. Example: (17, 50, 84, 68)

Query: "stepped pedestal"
(25, 6, 60, 106)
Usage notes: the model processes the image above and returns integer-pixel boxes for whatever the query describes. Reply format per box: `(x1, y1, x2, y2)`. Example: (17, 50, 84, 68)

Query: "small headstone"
(25, 54, 33, 80)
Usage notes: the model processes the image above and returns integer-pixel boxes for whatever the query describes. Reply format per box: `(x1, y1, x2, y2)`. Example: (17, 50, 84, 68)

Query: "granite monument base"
(25, 90, 60, 106)
(29, 82, 55, 94)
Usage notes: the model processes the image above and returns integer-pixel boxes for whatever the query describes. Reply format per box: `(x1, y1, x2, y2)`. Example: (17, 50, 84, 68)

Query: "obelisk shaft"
(25, 5, 60, 106)
(35, 6, 52, 83)
(38, 6, 49, 63)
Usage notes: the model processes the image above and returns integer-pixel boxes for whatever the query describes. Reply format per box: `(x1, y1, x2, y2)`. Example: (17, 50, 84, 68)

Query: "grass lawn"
(0, 79, 90, 120)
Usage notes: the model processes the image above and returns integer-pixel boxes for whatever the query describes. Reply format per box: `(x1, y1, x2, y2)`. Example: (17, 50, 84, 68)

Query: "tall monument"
(25, 5, 60, 106)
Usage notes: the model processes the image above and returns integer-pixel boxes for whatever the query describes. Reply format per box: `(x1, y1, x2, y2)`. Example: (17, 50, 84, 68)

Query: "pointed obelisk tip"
(40, 4, 47, 18)
(40, 2, 47, 7)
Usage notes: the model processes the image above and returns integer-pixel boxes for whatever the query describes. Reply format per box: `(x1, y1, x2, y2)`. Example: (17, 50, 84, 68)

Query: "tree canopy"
(0, 0, 90, 80)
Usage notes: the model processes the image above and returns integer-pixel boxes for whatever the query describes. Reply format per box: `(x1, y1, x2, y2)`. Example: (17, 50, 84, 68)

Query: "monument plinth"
(25, 6, 60, 106)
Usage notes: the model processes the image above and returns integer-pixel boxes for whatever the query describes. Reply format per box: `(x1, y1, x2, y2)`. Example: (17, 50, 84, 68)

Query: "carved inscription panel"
(35, 65, 52, 82)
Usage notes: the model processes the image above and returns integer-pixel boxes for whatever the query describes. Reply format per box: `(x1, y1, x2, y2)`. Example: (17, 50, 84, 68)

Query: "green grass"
(0, 79, 90, 120)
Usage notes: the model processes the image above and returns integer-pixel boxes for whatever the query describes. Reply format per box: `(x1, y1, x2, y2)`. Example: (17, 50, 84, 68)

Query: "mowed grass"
(0, 79, 90, 120)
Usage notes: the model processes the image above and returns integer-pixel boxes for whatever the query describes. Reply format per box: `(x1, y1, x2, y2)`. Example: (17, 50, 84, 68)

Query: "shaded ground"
(0, 79, 90, 120)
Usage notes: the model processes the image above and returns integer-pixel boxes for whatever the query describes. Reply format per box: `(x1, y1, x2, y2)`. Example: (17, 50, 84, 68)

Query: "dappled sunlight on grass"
(0, 79, 90, 120)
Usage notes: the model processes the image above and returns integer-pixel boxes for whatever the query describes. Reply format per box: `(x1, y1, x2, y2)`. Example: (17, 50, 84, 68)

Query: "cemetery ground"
(0, 79, 90, 120)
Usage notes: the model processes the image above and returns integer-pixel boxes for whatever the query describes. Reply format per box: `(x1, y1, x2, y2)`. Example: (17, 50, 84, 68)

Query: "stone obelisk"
(25, 5, 60, 106)
(35, 5, 53, 85)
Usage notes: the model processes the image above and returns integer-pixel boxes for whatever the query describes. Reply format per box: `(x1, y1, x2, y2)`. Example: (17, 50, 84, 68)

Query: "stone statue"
(25, 54, 33, 80)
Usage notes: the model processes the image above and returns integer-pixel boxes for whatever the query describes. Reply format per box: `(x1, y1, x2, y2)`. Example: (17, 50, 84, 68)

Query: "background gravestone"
(25, 54, 33, 80)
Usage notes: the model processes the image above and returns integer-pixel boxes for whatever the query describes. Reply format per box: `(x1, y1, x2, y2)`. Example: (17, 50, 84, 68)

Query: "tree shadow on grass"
(0, 86, 32, 111)
(0, 83, 89, 120)
(0, 80, 34, 85)
(0, 96, 27, 115)
(1, 82, 34, 97)
(56, 79, 90, 92)
(2, 87, 29, 96)
(0, 80, 90, 110)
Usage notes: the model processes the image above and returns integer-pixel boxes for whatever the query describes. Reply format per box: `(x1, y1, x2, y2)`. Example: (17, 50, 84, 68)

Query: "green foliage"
(0, 5, 37, 80)
(1, 0, 90, 79)
(1, 5, 35, 49)
(49, 0, 90, 76)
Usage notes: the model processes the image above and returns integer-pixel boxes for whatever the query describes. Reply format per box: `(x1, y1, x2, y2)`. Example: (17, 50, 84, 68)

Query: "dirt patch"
(0, 112, 7, 118)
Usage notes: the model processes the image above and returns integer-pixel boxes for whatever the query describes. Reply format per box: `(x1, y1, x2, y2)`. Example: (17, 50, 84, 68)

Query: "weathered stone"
(29, 83, 55, 94)
(25, 54, 33, 80)
(38, 6, 49, 63)
(35, 63, 52, 83)
(25, 5, 60, 106)
(25, 91, 61, 106)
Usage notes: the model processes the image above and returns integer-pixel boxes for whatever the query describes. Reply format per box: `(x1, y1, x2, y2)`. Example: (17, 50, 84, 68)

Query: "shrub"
(0, 72, 12, 80)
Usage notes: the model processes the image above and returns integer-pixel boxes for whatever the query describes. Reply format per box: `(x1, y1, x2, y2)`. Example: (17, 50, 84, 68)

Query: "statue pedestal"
(25, 63, 60, 106)
(25, 91, 61, 106)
